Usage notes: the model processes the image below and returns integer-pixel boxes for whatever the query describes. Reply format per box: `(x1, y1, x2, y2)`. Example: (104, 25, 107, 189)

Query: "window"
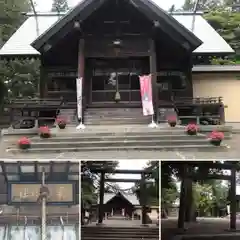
(171, 74, 187, 90)
(92, 75, 105, 90)
(157, 71, 187, 90)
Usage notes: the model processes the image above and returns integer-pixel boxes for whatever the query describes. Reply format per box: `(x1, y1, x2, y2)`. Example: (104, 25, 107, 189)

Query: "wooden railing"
(157, 96, 225, 124)
(173, 96, 223, 106)
(3, 96, 87, 127)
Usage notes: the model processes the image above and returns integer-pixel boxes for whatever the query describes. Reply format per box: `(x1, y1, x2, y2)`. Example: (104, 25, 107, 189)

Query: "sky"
(108, 160, 150, 189)
(35, 0, 185, 12)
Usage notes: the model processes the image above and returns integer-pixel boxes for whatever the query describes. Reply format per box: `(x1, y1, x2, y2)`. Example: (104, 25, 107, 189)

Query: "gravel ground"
(161, 217, 240, 239)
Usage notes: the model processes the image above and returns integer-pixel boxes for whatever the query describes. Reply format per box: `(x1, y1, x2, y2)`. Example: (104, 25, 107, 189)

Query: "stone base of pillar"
(224, 229, 238, 232)
(96, 222, 105, 226)
(141, 224, 149, 227)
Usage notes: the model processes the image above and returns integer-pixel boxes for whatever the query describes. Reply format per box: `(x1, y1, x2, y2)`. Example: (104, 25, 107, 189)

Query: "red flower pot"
(208, 131, 224, 146)
(186, 124, 198, 135)
(56, 117, 67, 130)
(210, 139, 222, 146)
(39, 126, 51, 138)
(58, 123, 66, 129)
(167, 116, 177, 127)
(18, 137, 31, 150)
(169, 122, 176, 127)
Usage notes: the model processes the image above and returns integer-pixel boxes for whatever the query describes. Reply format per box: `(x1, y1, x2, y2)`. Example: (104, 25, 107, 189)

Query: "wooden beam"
(178, 164, 187, 229)
(89, 169, 153, 174)
(98, 171, 105, 224)
(77, 38, 85, 122)
(230, 167, 237, 230)
(189, 174, 231, 181)
(77, 39, 85, 80)
(105, 178, 140, 183)
(141, 172, 147, 225)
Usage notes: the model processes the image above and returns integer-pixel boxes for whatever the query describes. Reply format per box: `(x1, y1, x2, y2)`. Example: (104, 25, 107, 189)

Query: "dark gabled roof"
(31, 0, 202, 51)
(99, 192, 140, 205)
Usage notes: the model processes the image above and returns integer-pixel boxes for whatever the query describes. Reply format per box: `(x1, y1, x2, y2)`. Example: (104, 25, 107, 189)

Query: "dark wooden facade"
(103, 192, 135, 217)
(1, 0, 224, 126)
(32, 0, 205, 122)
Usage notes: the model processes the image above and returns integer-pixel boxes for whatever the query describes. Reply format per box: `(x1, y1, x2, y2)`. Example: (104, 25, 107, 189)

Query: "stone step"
(58, 109, 77, 124)
(82, 231, 158, 236)
(84, 115, 148, 119)
(85, 111, 145, 115)
(7, 144, 224, 154)
(27, 134, 207, 143)
(84, 116, 149, 120)
(85, 120, 150, 125)
(86, 108, 142, 112)
(84, 108, 148, 124)
(27, 139, 211, 149)
(82, 238, 158, 240)
(82, 227, 159, 231)
(51, 126, 188, 135)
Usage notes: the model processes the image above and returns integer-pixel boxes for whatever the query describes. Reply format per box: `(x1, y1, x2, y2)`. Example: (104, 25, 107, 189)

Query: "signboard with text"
(8, 183, 75, 205)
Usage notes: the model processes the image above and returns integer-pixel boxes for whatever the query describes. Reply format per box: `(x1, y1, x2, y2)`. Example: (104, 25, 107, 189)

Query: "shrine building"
(0, 0, 239, 124)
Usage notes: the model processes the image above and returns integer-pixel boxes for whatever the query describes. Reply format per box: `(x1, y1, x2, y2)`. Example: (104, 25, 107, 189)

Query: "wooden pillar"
(230, 165, 236, 230)
(149, 39, 158, 123)
(98, 171, 105, 224)
(77, 39, 85, 87)
(178, 164, 187, 229)
(141, 172, 147, 225)
(39, 65, 47, 98)
(219, 97, 225, 124)
(77, 39, 85, 121)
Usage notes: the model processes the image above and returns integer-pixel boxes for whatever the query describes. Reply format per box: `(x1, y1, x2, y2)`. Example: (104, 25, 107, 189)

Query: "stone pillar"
(98, 171, 105, 224)
(230, 166, 236, 230)
(141, 172, 147, 225)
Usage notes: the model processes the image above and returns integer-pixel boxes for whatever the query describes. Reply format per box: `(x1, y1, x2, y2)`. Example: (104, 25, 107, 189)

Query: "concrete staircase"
(84, 108, 151, 125)
(82, 226, 159, 240)
(4, 125, 228, 154)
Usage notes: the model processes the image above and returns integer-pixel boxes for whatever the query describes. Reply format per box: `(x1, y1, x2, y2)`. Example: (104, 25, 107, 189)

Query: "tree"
(81, 161, 119, 207)
(51, 0, 69, 12)
(134, 161, 159, 206)
(161, 161, 234, 220)
(193, 183, 214, 216)
(0, 0, 40, 106)
(0, 0, 30, 45)
(169, 5, 176, 12)
(182, 0, 224, 11)
(81, 161, 119, 224)
(0, 59, 40, 99)
(204, 10, 240, 62)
